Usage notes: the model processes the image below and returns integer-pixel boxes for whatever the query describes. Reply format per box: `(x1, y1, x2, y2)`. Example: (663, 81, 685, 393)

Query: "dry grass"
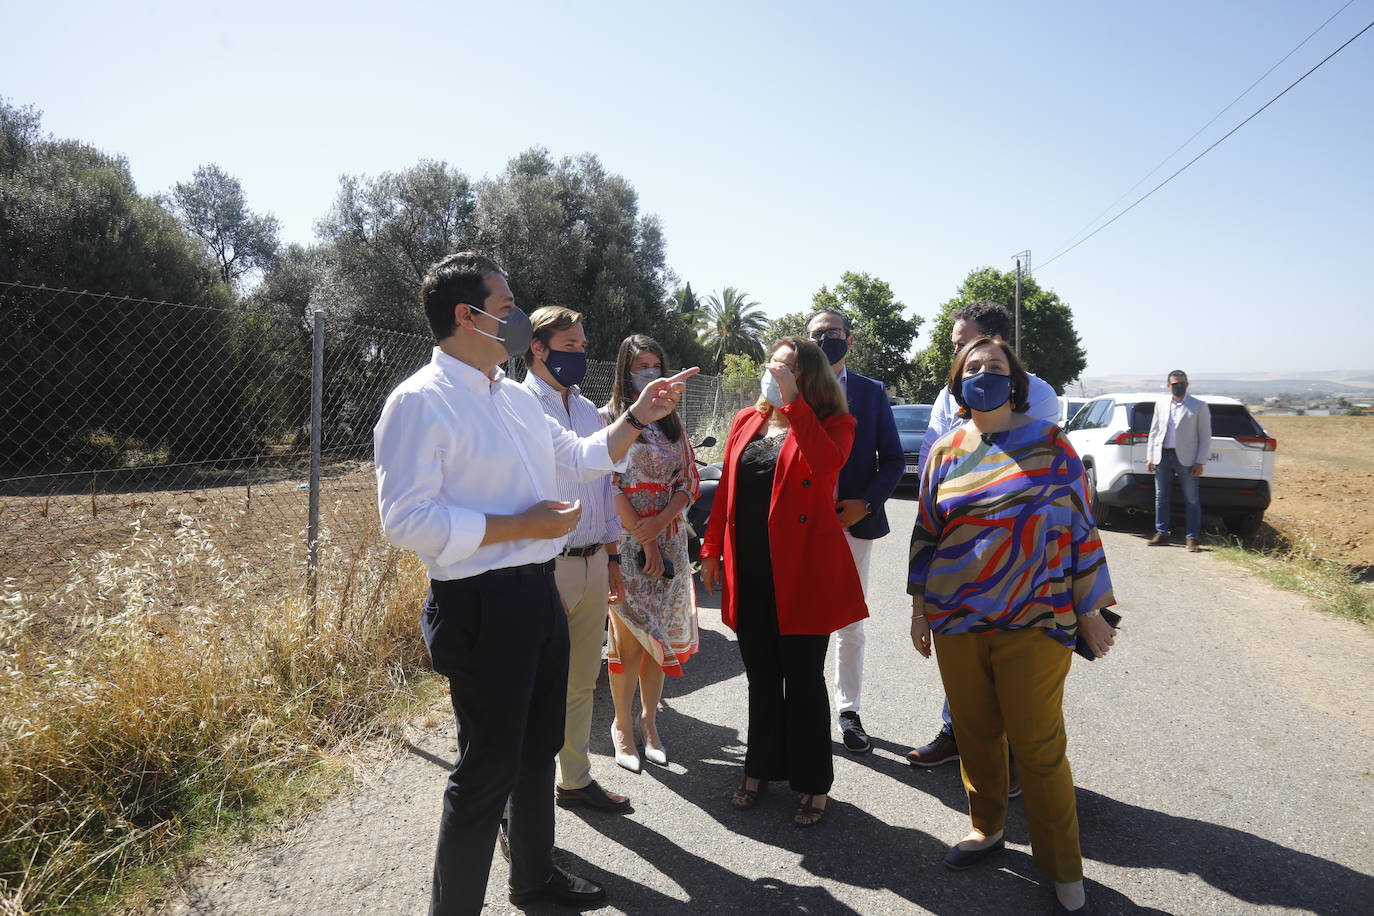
(0, 512, 438, 915)
(1215, 536, 1373, 624)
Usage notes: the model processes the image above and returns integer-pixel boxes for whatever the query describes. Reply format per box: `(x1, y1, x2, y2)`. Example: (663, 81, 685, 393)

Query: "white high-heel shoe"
(611, 725, 641, 773)
(642, 723, 667, 766)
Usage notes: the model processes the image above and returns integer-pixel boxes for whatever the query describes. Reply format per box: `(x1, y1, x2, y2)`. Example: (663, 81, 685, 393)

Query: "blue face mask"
(961, 371, 1012, 412)
(543, 349, 587, 387)
(760, 368, 784, 408)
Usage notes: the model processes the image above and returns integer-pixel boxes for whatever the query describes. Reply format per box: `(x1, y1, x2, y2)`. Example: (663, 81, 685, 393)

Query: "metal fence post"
(307, 309, 325, 623)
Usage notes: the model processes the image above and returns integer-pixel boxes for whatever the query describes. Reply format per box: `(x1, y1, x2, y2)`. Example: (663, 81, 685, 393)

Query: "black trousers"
(735, 598, 833, 795)
(421, 568, 570, 916)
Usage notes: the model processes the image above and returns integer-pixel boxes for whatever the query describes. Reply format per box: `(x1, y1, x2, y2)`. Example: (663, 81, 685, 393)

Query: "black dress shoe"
(839, 710, 872, 754)
(942, 837, 1005, 871)
(509, 865, 607, 906)
(555, 779, 631, 812)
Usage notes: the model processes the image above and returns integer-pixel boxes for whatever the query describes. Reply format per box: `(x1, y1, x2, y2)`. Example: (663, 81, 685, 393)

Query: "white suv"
(1063, 393, 1275, 537)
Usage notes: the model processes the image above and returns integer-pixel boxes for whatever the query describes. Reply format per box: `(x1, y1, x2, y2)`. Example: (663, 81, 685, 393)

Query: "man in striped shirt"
(519, 306, 631, 814)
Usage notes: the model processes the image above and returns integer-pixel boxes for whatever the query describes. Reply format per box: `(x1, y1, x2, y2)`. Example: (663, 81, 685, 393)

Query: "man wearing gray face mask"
(374, 253, 698, 915)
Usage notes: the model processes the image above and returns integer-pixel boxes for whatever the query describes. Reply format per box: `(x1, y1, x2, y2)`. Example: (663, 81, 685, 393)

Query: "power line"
(1049, 0, 1358, 259)
(1037, 15, 1374, 273)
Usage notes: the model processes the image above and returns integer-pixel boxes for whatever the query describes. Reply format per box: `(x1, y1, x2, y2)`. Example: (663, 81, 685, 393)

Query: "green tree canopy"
(0, 99, 264, 470)
(910, 266, 1087, 400)
(309, 149, 683, 363)
(476, 149, 676, 361)
(314, 159, 478, 332)
(171, 164, 281, 289)
(811, 272, 922, 386)
(764, 311, 807, 344)
(699, 287, 768, 371)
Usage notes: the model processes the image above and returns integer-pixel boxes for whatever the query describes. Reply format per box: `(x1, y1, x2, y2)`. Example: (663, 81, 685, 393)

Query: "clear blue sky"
(6, 0, 1372, 377)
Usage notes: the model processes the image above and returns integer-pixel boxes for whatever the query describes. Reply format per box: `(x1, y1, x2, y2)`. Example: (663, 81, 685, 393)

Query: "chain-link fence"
(1, 281, 749, 620)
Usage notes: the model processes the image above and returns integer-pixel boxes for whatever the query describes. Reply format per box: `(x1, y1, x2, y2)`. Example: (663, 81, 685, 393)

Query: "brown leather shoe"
(1147, 532, 1169, 546)
(1187, 538, 1201, 553)
(907, 729, 959, 767)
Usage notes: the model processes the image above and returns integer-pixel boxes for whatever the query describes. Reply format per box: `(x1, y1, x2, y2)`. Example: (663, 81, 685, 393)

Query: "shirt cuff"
(589, 426, 629, 473)
(435, 506, 487, 567)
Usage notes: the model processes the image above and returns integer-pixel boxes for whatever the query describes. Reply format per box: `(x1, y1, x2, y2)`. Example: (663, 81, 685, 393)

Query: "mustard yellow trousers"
(934, 627, 1082, 882)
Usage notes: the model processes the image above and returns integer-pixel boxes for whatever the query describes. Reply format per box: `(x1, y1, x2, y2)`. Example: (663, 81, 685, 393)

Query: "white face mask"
(630, 367, 662, 393)
(760, 368, 784, 408)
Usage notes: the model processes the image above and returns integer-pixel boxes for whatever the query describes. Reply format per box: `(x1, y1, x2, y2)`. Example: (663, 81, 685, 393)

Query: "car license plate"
(905, 464, 918, 474)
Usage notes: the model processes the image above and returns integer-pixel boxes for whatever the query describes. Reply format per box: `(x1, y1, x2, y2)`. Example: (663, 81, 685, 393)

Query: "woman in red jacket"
(700, 336, 868, 827)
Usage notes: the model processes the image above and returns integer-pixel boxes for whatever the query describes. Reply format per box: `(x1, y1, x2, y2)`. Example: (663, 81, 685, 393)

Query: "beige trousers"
(554, 550, 610, 790)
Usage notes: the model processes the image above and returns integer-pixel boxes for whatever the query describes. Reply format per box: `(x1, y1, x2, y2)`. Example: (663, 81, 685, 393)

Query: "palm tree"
(699, 287, 768, 371)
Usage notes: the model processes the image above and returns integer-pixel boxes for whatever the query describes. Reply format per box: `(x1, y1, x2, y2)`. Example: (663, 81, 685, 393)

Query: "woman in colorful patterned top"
(908, 337, 1117, 916)
(603, 335, 700, 773)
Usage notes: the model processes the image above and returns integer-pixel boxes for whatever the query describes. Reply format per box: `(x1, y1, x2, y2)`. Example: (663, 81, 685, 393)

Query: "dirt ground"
(1260, 415, 1374, 568)
(0, 464, 382, 619)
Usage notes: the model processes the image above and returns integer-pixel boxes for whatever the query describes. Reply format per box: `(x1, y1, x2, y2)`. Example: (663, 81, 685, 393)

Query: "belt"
(482, 559, 556, 578)
(559, 543, 602, 558)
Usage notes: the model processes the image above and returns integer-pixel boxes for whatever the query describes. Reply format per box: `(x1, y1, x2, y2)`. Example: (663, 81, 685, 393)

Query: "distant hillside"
(1072, 371, 1374, 400)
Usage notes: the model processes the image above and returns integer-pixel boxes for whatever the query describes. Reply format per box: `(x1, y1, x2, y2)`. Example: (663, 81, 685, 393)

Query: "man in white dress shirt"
(519, 306, 631, 814)
(374, 253, 695, 915)
(1146, 369, 1212, 552)
(905, 301, 1058, 779)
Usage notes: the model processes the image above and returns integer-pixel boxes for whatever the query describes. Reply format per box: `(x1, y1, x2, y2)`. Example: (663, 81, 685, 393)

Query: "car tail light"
(1105, 431, 1148, 445)
(1235, 436, 1277, 451)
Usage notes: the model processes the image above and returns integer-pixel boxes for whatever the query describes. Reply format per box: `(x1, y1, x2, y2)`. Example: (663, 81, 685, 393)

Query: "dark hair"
(606, 334, 682, 442)
(421, 252, 506, 341)
(805, 307, 852, 335)
(754, 337, 849, 421)
(1167, 369, 1188, 381)
(947, 336, 1031, 416)
(951, 301, 1012, 341)
(524, 305, 583, 367)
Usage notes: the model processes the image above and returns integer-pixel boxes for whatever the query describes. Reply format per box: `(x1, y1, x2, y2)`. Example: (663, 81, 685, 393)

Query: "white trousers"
(833, 531, 873, 714)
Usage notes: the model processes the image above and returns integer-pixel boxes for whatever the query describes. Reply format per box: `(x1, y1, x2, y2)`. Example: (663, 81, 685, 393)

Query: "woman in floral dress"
(603, 334, 699, 772)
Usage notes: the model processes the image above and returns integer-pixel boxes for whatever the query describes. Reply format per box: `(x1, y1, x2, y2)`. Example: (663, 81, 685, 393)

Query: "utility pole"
(1010, 250, 1031, 357)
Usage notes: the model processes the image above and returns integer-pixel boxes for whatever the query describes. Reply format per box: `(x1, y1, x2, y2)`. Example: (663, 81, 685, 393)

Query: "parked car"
(892, 403, 933, 487)
(1063, 393, 1275, 537)
(1058, 396, 1090, 427)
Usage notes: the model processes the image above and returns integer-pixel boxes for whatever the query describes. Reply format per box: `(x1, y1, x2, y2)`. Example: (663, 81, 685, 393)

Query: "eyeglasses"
(808, 328, 846, 341)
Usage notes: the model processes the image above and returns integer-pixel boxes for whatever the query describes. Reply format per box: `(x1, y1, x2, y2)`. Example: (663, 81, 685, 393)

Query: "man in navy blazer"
(806, 308, 904, 754)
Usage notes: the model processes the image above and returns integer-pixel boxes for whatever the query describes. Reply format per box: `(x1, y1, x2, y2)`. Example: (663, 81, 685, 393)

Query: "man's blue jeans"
(1154, 448, 1201, 540)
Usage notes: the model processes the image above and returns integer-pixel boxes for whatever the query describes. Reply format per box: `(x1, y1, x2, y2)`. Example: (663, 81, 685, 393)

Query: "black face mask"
(819, 336, 849, 365)
(1170, 381, 1187, 396)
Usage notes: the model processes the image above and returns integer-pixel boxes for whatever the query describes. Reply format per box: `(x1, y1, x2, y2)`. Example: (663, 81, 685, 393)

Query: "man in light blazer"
(805, 308, 904, 755)
(1147, 369, 1212, 552)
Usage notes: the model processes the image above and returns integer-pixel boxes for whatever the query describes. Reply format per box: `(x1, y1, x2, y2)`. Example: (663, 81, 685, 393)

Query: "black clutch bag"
(1074, 609, 1122, 661)
(633, 546, 675, 579)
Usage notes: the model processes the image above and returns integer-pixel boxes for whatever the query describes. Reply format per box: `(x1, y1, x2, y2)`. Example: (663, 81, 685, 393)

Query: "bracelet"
(624, 410, 647, 430)
(1082, 608, 1102, 619)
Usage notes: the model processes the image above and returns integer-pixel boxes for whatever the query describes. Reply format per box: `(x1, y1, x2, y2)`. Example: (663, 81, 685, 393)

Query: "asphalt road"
(168, 496, 1374, 915)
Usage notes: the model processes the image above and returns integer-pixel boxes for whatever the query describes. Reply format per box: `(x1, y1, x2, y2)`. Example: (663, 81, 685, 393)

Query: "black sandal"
(731, 777, 766, 810)
(794, 794, 827, 827)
